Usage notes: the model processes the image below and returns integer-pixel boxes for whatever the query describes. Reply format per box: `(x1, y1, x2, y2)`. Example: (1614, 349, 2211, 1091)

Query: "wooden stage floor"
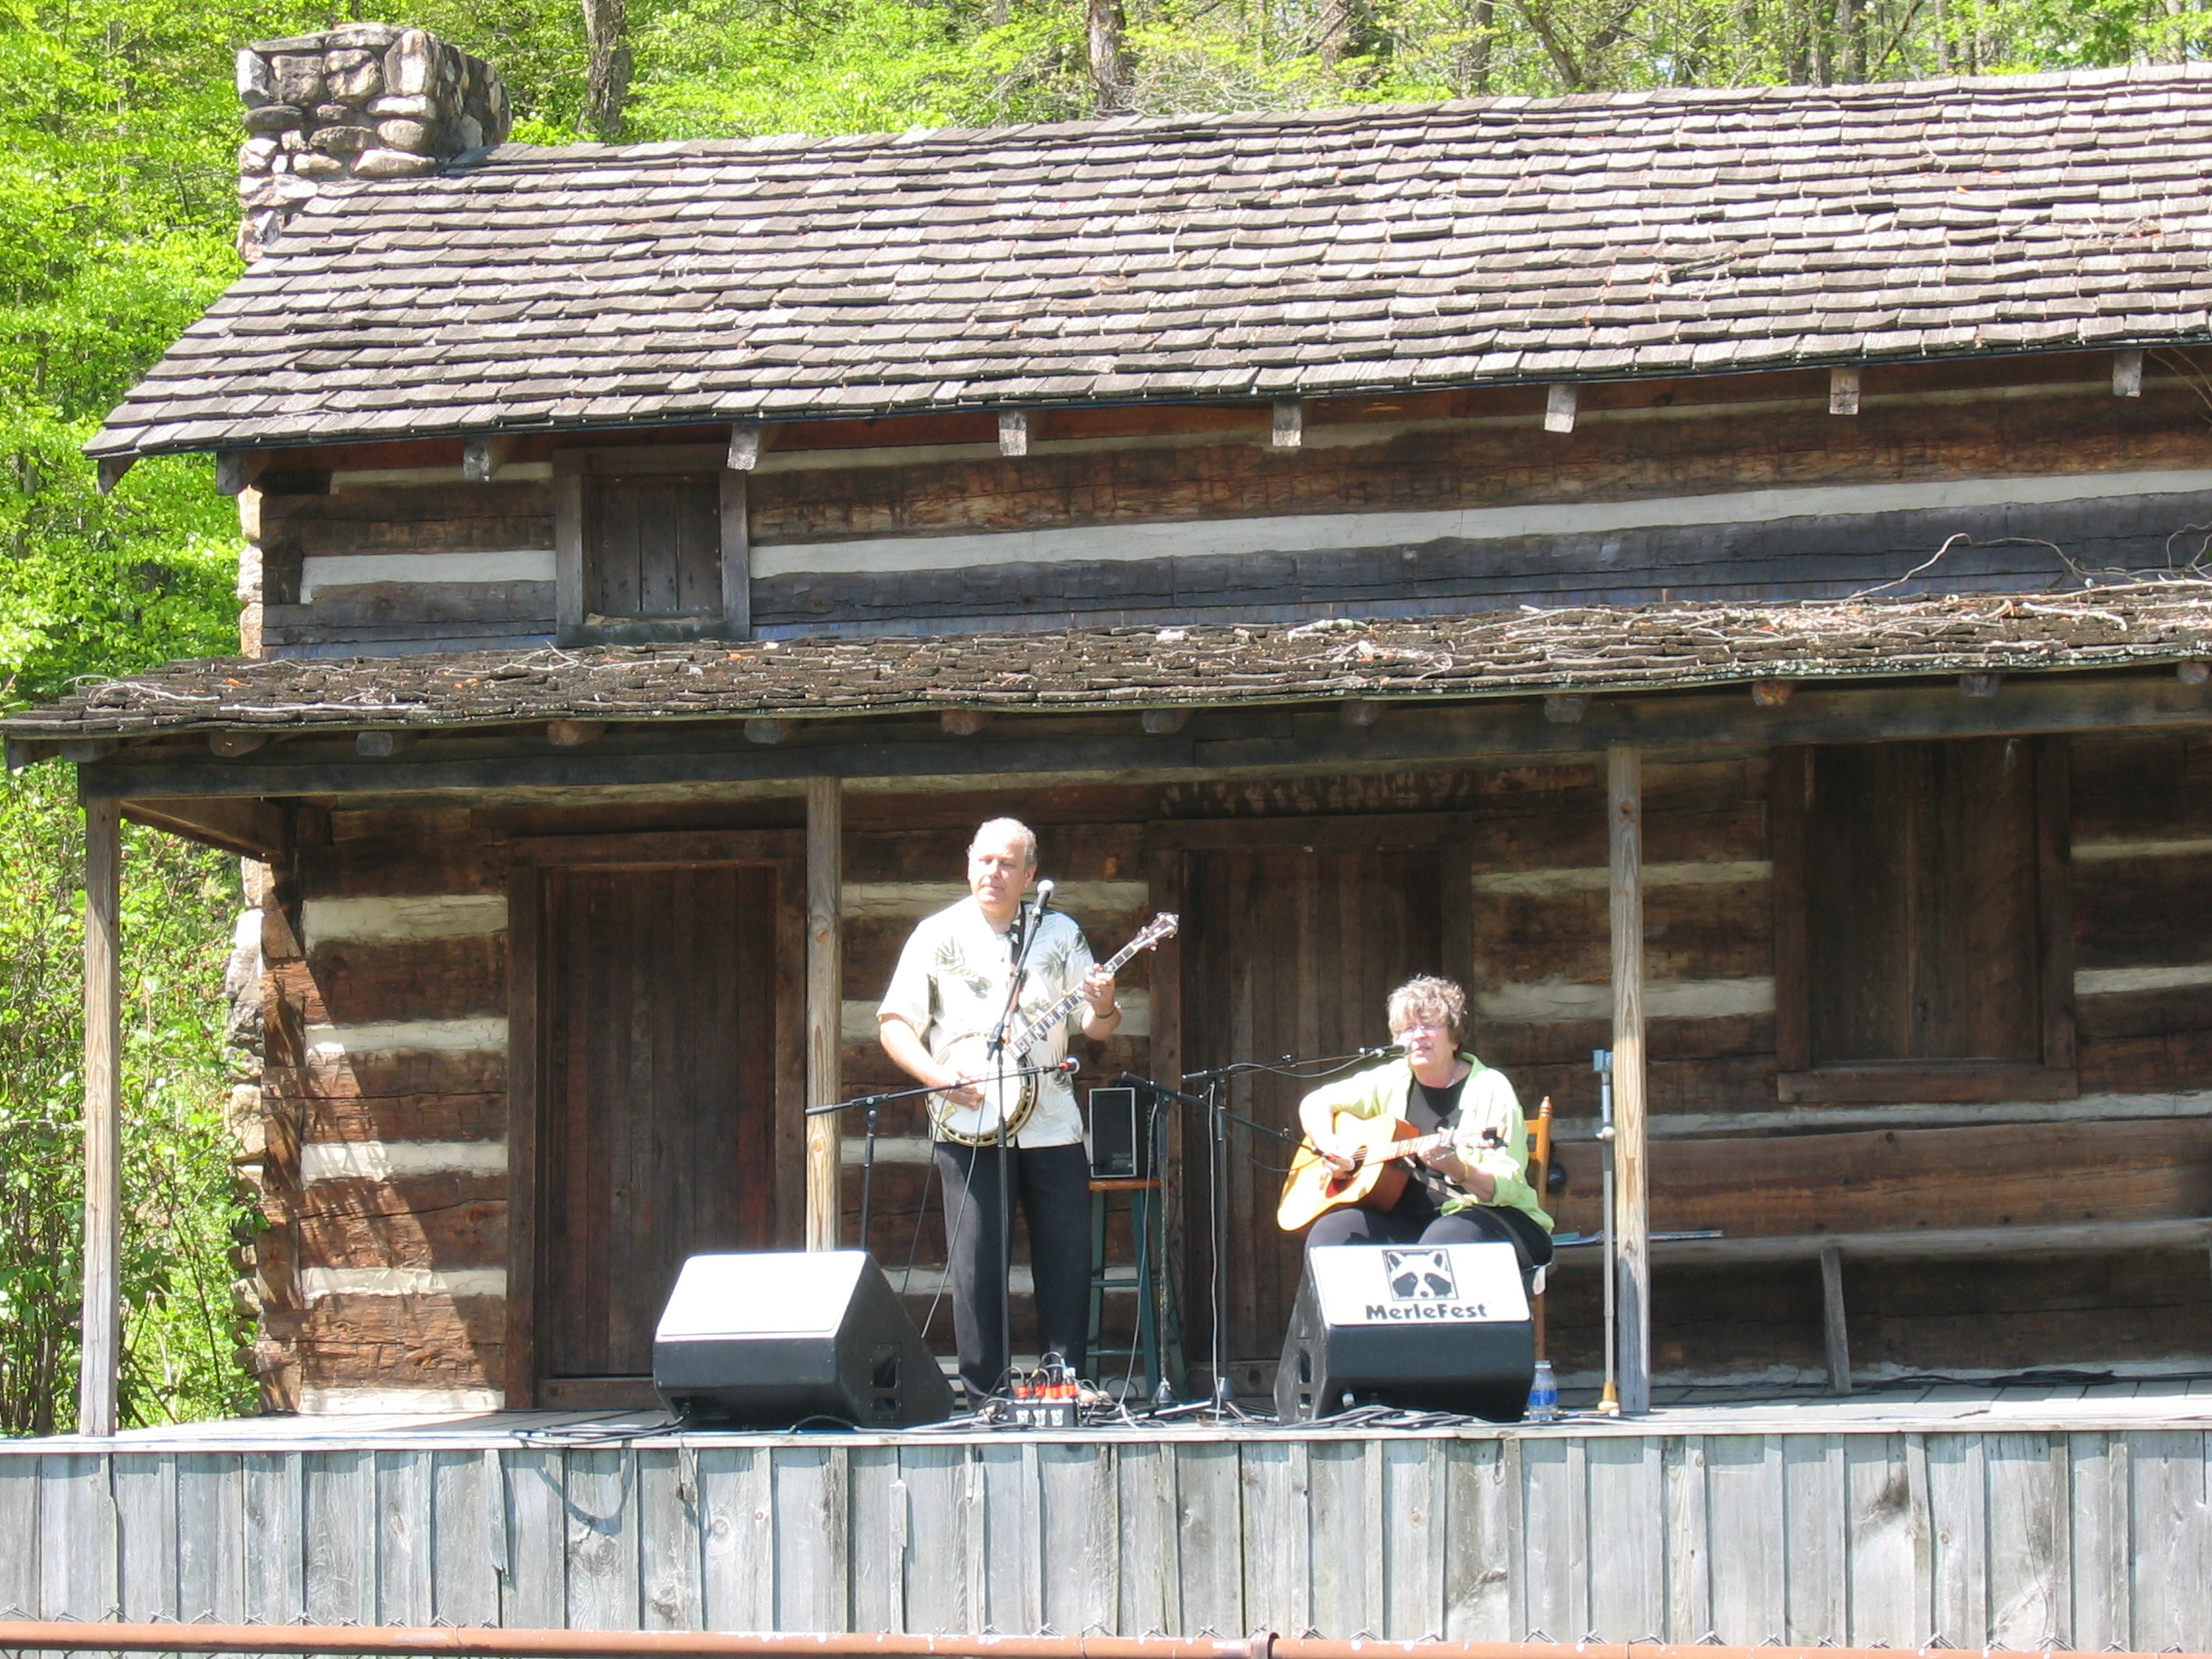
(7, 1378, 2212, 1649)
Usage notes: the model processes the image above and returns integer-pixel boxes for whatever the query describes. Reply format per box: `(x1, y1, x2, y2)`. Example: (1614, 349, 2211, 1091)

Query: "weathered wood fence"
(2, 1425, 2207, 1650)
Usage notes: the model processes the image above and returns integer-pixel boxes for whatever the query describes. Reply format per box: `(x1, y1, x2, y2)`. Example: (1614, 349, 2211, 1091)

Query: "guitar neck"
(1005, 928, 1160, 1055)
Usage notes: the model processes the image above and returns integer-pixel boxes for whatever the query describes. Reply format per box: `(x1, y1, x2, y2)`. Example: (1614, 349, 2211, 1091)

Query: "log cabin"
(5, 35, 2212, 1646)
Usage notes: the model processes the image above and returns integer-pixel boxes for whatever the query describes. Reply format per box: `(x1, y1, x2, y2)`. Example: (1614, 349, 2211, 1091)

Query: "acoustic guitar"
(1274, 1112, 1461, 1233)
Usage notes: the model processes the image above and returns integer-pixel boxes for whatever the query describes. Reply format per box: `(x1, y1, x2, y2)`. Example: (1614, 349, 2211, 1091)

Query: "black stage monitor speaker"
(653, 1250, 956, 1428)
(1088, 1085, 1153, 1180)
(1275, 1241, 1534, 1423)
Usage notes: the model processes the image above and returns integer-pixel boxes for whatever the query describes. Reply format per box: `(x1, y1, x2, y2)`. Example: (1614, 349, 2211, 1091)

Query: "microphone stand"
(807, 1061, 1080, 1255)
(1125, 1046, 1390, 1420)
(980, 889, 1051, 1397)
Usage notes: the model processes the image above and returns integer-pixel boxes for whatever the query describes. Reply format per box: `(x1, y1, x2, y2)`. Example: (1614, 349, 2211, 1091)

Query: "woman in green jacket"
(1296, 976, 1554, 1272)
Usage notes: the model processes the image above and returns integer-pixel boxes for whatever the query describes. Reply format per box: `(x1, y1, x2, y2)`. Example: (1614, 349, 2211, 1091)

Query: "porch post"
(804, 776, 843, 1249)
(1606, 747, 1653, 1414)
(79, 792, 122, 1435)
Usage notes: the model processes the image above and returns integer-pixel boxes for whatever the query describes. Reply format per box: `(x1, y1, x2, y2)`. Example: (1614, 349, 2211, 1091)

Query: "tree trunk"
(1463, 0, 1494, 92)
(582, 0, 633, 141)
(1088, 0, 1133, 111)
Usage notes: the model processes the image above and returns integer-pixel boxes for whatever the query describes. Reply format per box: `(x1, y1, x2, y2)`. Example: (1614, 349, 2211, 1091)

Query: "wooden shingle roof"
(11, 586, 2210, 739)
(92, 66, 2212, 459)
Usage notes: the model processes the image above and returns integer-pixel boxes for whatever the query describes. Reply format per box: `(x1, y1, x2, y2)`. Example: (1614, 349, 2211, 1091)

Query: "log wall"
(247, 730, 2212, 1409)
(240, 357, 2212, 655)
(4, 1420, 2212, 1648)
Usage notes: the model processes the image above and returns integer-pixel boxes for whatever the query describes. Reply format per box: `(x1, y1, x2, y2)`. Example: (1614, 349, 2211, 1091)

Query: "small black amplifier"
(1088, 1085, 1155, 1179)
(1276, 1241, 1534, 1423)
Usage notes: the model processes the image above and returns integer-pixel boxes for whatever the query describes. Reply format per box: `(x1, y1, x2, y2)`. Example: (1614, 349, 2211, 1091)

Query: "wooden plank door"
(534, 862, 780, 1403)
(1177, 847, 1444, 1396)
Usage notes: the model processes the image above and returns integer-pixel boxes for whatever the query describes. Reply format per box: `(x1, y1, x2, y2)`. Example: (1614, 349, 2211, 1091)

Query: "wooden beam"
(461, 435, 515, 483)
(1751, 679, 1795, 708)
(214, 450, 251, 496)
(941, 710, 992, 737)
(119, 796, 285, 861)
(2114, 349, 2145, 397)
(68, 670, 2212, 803)
(1272, 397, 1304, 450)
(208, 731, 271, 757)
(355, 730, 417, 758)
(545, 720, 605, 748)
(805, 777, 842, 1251)
(726, 423, 762, 472)
(1960, 673, 2003, 698)
(745, 718, 790, 745)
(997, 412, 1028, 458)
(1828, 366, 1862, 416)
(719, 468, 752, 641)
(2181, 661, 2209, 685)
(1339, 699, 1381, 729)
(79, 793, 121, 1436)
(1543, 695, 1588, 724)
(1140, 708, 1191, 735)
(1606, 746, 1651, 1417)
(1544, 384, 1577, 434)
(1819, 1243, 1852, 1394)
(95, 456, 135, 496)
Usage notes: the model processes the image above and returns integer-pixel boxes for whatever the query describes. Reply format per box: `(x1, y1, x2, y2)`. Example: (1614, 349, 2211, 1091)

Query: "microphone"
(1053, 1056, 1080, 1074)
(1033, 877, 1056, 913)
(1359, 1044, 1407, 1060)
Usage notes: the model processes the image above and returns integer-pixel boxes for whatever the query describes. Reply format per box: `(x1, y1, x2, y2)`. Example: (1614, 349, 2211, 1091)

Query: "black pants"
(935, 1140, 1093, 1398)
(1307, 1198, 1554, 1272)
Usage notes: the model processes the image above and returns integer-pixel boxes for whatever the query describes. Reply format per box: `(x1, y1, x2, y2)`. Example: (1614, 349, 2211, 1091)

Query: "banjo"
(929, 912, 1179, 1147)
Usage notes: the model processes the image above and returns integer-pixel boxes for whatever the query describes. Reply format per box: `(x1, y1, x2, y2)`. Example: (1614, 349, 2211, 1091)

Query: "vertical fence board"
(175, 1455, 244, 1623)
(1171, 1440, 1243, 1636)
(2067, 1432, 2128, 1652)
(0, 1457, 38, 1615)
(113, 1455, 177, 1621)
(1382, 1438, 1445, 1640)
(975, 1442, 1038, 1634)
(771, 1444, 848, 1633)
(894, 1445, 971, 1637)
(1515, 1436, 1583, 1642)
(1239, 1439, 1309, 1639)
(1984, 1431, 2060, 1649)
(1704, 1436, 1785, 1642)
(846, 1447, 904, 1635)
(1782, 1436, 1845, 1643)
(428, 1448, 501, 1629)
(39, 1455, 115, 1619)
(1661, 1437, 1711, 1642)
(566, 1449, 640, 1631)
(1586, 1435, 1662, 1641)
(697, 1446, 772, 1634)
(241, 1452, 303, 1624)
(1039, 1442, 1116, 1636)
(2127, 1430, 2208, 1652)
(1843, 1435, 1918, 1646)
(1442, 1439, 1511, 1642)
(1117, 1441, 1178, 1635)
(501, 1448, 567, 1630)
(302, 1451, 376, 1626)
(1925, 1433, 1989, 1647)
(1307, 1438, 1381, 1638)
(637, 1448, 704, 1632)
(376, 1449, 434, 1626)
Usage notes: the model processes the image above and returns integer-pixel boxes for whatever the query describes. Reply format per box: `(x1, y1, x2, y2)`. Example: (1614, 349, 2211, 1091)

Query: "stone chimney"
(236, 22, 512, 261)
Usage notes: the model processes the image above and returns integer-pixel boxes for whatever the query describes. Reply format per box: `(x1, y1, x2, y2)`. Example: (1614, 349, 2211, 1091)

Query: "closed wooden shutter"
(1805, 738, 2042, 1065)
(583, 473, 722, 619)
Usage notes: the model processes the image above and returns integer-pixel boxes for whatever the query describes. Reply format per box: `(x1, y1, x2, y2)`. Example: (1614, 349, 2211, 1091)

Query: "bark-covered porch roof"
(10, 585, 2212, 744)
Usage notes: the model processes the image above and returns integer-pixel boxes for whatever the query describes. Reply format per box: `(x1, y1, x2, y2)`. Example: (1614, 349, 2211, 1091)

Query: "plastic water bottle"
(1527, 1360, 1561, 1421)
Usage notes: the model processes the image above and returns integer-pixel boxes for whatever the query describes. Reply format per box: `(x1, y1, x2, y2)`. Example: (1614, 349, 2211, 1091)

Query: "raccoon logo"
(1382, 1247, 1456, 1301)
